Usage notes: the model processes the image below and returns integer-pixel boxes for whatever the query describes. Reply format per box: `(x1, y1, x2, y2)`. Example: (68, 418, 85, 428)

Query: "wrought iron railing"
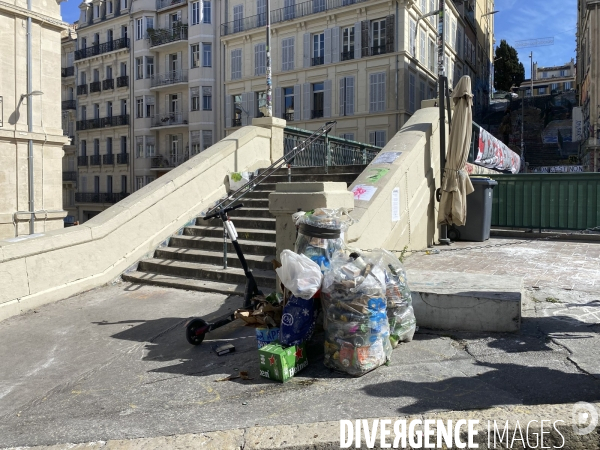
(116, 75, 129, 87)
(76, 115, 129, 131)
(311, 56, 324, 66)
(148, 24, 188, 47)
(90, 155, 101, 165)
(117, 153, 129, 164)
(90, 81, 101, 93)
(77, 156, 88, 166)
(61, 67, 75, 77)
(62, 100, 76, 110)
(103, 154, 115, 165)
(75, 192, 129, 203)
(311, 109, 324, 119)
(63, 171, 77, 182)
(341, 50, 355, 61)
(74, 37, 130, 60)
(77, 84, 88, 96)
(232, 118, 242, 127)
(284, 112, 295, 121)
(103, 78, 114, 90)
(151, 112, 187, 127)
(150, 153, 189, 169)
(156, 0, 185, 10)
(150, 70, 188, 88)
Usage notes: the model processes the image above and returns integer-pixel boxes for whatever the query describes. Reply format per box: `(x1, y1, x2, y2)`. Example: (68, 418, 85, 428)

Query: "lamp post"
(265, 0, 272, 117)
(22, 90, 44, 234)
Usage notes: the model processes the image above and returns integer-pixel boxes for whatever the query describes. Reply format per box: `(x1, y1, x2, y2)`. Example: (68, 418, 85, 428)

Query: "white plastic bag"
(228, 172, 250, 191)
(275, 250, 323, 299)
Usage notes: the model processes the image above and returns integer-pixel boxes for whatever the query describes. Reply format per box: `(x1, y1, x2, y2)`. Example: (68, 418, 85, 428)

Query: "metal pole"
(223, 225, 228, 269)
(265, 0, 272, 117)
(438, 0, 451, 245)
(530, 51, 534, 98)
(27, 0, 34, 235)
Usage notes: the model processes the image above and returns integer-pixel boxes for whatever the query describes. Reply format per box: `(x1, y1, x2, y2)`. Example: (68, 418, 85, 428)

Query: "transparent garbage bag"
(275, 250, 323, 300)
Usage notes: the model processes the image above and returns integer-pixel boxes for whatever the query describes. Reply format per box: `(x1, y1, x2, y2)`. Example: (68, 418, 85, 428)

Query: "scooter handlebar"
(203, 203, 243, 221)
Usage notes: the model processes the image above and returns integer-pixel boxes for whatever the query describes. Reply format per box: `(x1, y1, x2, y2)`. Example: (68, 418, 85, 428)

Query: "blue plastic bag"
(279, 295, 318, 346)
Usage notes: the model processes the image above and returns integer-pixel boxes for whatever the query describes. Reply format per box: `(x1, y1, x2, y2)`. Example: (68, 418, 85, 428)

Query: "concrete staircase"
(122, 165, 366, 295)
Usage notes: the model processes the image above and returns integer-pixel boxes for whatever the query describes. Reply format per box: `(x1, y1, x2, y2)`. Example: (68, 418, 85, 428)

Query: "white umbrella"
(438, 75, 475, 227)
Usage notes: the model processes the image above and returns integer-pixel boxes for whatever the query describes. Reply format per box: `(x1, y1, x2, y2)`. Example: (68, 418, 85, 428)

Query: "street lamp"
(21, 90, 44, 99)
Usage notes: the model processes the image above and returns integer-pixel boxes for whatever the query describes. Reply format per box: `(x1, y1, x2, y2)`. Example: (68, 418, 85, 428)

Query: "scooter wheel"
(186, 318, 208, 345)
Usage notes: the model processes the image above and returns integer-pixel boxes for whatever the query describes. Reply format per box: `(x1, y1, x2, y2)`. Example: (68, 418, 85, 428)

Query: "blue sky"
(60, 0, 577, 78)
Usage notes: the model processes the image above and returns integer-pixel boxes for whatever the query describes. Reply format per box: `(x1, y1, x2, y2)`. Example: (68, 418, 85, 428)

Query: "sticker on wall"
(352, 185, 377, 202)
(391, 187, 400, 222)
(366, 168, 389, 183)
(371, 152, 403, 165)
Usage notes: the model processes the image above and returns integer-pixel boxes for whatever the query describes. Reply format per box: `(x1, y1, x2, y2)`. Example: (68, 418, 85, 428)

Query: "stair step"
(122, 271, 274, 296)
(137, 258, 277, 286)
(184, 225, 276, 242)
(169, 235, 276, 255)
(198, 216, 276, 230)
(155, 247, 276, 270)
(227, 207, 273, 219)
(240, 190, 273, 199)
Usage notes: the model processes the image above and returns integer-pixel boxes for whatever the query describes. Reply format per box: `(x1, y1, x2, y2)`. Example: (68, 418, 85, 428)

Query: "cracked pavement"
(0, 238, 599, 448)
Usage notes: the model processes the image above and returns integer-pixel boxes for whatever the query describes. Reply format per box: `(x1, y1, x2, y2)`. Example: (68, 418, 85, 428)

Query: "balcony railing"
(63, 171, 77, 182)
(311, 56, 324, 66)
(74, 37, 130, 60)
(341, 50, 355, 61)
(151, 112, 187, 127)
(77, 156, 88, 166)
(116, 75, 129, 87)
(150, 70, 188, 88)
(117, 153, 129, 164)
(90, 155, 101, 165)
(367, 44, 388, 56)
(156, 0, 185, 10)
(77, 84, 88, 95)
(311, 109, 324, 119)
(284, 112, 294, 121)
(103, 78, 114, 90)
(76, 114, 129, 131)
(75, 192, 129, 203)
(150, 153, 189, 169)
(148, 24, 188, 47)
(62, 100, 76, 110)
(103, 154, 115, 164)
(61, 67, 75, 77)
(221, 0, 369, 36)
(232, 118, 242, 127)
(90, 81, 101, 93)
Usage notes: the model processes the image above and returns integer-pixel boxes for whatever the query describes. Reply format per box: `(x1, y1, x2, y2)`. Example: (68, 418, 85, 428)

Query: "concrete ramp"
(407, 269, 522, 332)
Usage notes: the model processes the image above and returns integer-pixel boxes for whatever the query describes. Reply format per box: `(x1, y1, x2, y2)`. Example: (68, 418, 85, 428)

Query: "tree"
(494, 40, 526, 92)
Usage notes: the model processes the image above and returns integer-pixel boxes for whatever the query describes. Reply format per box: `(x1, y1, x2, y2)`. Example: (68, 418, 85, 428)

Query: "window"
(136, 136, 144, 158)
(564, 81, 572, 90)
(202, 130, 213, 150)
(312, 82, 324, 119)
(539, 87, 546, 95)
(81, 105, 87, 120)
(107, 176, 113, 194)
(121, 99, 127, 115)
(107, 137, 113, 154)
(560, 69, 567, 77)
(136, 176, 144, 190)
(107, 101, 113, 117)
(542, 71, 548, 78)
(233, 5, 243, 33)
(369, 72, 386, 113)
(145, 17, 153, 34)
(120, 62, 127, 76)
(409, 73, 416, 113)
(121, 0, 127, 10)
(94, 103, 100, 119)
(94, 176, 100, 194)
(81, 140, 87, 156)
(420, 30, 426, 64)
(136, 18, 143, 40)
(145, 136, 155, 157)
(312, 33, 324, 65)
(551, 83, 558, 91)
(281, 37, 294, 71)
(284, 0, 295, 20)
(339, 76, 355, 116)
(202, 43, 212, 67)
(369, 131, 386, 147)
(342, 27, 354, 60)
(191, 44, 200, 68)
(255, 43, 266, 76)
(120, 136, 127, 153)
(146, 56, 154, 78)
(94, 4, 99, 19)
(409, 20, 416, 56)
(106, 65, 113, 79)
(202, 86, 212, 110)
(136, 57, 143, 79)
(429, 0, 435, 25)
(191, 87, 200, 111)
(372, 19, 386, 53)
(93, 69, 100, 82)
(203, 1, 211, 23)
(340, 133, 354, 140)
(145, 95, 154, 117)
(121, 175, 127, 193)
(231, 49, 242, 80)
(191, 131, 201, 154)
(313, 0, 325, 13)
(452, 19, 456, 50)
(420, 0, 426, 12)
(108, 1, 113, 14)
(256, 91, 267, 117)
(136, 97, 144, 118)
(257, 0, 266, 26)
(192, 1, 200, 25)
(283, 87, 294, 120)
(233, 94, 242, 126)
(94, 139, 100, 155)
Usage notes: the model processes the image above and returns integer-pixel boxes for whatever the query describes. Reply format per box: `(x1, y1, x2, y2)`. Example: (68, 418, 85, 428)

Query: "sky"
(59, 0, 578, 79)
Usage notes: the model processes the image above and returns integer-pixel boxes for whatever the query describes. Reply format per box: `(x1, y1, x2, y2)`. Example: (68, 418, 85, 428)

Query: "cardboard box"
(258, 343, 308, 382)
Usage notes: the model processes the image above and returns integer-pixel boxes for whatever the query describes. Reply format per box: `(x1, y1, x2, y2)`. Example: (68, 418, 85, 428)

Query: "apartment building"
(472, 0, 494, 113)
(218, 0, 469, 146)
(525, 59, 576, 97)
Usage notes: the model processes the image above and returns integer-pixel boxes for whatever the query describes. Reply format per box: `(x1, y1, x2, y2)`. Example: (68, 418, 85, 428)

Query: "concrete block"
(407, 269, 522, 332)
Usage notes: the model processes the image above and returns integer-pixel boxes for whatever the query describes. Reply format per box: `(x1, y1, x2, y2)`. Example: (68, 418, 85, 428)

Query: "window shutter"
(323, 79, 332, 118)
(339, 78, 345, 116)
(177, 51, 182, 71)
(324, 28, 332, 65)
(294, 84, 302, 122)
(378, 72, 386, 112)
(288, 38, 294, 70)
(302, 83, 310, 120)
(255, 44, 260, 75)
(361, 21, 370, 57)
(354, 22, 362, 59)
(281, 39, 287, 70)
(274, 87, 282, 118)
(369, 73, 375, 113)
(241, 93, 249, 126)
(369, 131, 376, 146)
(346, 76, 354, 116)
(303, 33, 310, 68)
(385, 15, 395, 53)
(331, 27, 340, 63)
(225, 95, 232, 127)
(247, 92, 255, 120)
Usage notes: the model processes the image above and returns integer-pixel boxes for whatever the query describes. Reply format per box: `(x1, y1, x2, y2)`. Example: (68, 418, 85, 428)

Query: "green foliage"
(494, 40, 526, 91)
(398, 245, 409, 263)
(231, 172, 242, 182)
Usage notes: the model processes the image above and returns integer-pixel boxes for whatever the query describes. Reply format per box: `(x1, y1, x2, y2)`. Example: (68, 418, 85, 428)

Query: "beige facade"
(473, 0, 494, 112)
(0, 0, 68, 239)
(526, 59, 576, 97)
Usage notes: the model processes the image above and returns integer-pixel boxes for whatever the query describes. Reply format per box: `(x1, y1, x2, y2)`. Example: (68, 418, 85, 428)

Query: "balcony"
(311, 109, 324, 119)
(284, 112, 294, 121)
(74, 37, 130, 61)
(102, 153, 115, 165)
(75, 192, 129, 203)
(90, 155, 101, 166)
(150, 153, 189, 169)
(77, 156, 88, 166)
(221, 0, 368, 36)
(368, 45, 388, 56)
(232, 118, 242, 127)
(116, 75, 129, 87)
(311, 56, 324, 66)
(148, 24, 188, 48)
(90, 81, 101, 93)
(156, 0, 186, 10)
(341, 50, 355, 61)
(77, 84, 88, 96)
(117, 153, 129, 164)
(103, 79, 114, 90)
(63, 171, 77, 182)
(76, 115, 129, 131)
(62, 100, 76, 110)
(151, 112, 188, 128)
(150, 70, 188, 88)
(61, 67, 75, 77)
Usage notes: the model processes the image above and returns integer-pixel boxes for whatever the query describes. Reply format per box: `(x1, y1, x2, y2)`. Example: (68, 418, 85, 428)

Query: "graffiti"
(476, 127, 521, 173)
(352, 185, 377, 201)
(530, 165, 584, 173)
(547, 304, 600, 326)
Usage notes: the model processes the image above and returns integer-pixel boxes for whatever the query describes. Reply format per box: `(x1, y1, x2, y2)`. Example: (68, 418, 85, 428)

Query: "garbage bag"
(279, 295, 318, 346)
(275, 250, 323, 299)
(228, 172, 250, 191)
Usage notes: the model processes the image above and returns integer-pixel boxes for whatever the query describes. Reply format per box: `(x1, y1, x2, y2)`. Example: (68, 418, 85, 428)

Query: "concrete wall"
(0, 125, 274, 322)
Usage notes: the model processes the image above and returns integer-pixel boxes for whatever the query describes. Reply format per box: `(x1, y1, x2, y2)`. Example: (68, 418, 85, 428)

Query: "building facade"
(525, 59, 576, 97)
(0, 0, 68, 239)
(577, 0, 599, 172)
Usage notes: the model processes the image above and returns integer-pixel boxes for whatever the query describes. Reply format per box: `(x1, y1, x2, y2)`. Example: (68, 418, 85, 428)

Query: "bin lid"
(469, 177, 498, 186)
(298, 223, 341, 239)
